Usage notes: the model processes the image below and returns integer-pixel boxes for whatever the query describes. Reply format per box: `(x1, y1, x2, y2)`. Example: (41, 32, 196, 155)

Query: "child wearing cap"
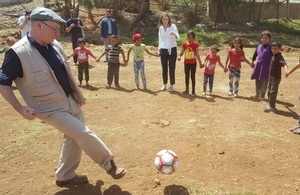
(177, 30, 202, 96)
(68, 38, 97, 87)
(126, 33, 158, 90)
(201, 45, 225, 96)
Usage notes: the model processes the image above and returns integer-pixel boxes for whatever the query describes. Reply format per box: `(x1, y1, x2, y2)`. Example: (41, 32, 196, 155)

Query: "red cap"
(132, 33, 142, 42)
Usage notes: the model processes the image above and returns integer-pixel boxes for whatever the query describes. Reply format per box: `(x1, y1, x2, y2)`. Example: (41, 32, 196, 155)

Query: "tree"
(129, 0, 150, 30)
(209, 0, 246, 27)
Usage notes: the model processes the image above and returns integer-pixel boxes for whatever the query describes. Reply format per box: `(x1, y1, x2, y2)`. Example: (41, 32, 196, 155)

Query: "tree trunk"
(129, 0, 150, 31)
(113, 0, 118, 17)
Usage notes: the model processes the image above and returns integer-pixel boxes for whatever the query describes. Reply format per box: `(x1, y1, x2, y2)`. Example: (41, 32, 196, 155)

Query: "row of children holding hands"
(68, 30, 299, 114)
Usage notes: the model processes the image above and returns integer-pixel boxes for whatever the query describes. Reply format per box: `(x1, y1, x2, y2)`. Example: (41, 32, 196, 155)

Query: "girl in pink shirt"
(202, 45, 225, 95)
(69, 38, 97, 87)
(225, 37, 251, 97)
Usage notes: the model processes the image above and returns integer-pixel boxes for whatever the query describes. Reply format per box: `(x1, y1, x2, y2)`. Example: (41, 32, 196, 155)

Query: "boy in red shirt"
(178, 30, 202, 96)
(69, 38, 97, 87)
(202, 45, 225, 95)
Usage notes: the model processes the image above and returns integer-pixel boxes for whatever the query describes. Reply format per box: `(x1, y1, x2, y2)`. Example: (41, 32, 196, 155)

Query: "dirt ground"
(2, 1, 300, 195)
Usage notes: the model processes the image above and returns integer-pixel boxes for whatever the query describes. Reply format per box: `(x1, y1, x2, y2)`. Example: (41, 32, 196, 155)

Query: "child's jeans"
(133, 60, 146, 88)
(229, 67, 241, 95)
(78, 61, 89, 82)
(267, 77, 281, 108)
(203, 73, 214, 93)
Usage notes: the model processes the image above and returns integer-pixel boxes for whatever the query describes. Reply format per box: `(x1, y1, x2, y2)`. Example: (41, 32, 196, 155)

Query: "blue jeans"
(133, 60, 146, 88)
(203, 73, 214, 93)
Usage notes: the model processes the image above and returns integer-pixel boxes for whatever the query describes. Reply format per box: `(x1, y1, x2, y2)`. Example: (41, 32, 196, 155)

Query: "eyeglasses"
(40, 21, 61, 34)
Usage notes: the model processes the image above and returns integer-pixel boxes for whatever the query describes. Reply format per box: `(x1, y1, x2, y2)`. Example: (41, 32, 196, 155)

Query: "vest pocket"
(32, 70, 51, 88)
(33, 93, 60, 113)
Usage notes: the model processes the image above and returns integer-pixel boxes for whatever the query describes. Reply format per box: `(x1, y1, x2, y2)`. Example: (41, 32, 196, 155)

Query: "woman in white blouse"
(157, 13, 180, 92)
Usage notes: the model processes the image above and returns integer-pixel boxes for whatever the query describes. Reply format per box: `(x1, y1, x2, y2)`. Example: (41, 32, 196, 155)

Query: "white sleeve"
(158, 26, 162, 50)
(172, 24, 180, 41)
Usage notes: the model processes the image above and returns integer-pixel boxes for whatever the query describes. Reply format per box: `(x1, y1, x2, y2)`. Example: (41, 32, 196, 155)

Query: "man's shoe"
(106, 160, 127, 180)
(56, 175, 88, 187)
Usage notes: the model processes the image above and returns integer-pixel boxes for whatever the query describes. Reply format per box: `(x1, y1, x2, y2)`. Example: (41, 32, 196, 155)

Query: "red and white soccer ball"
(154, 149, 179, 174)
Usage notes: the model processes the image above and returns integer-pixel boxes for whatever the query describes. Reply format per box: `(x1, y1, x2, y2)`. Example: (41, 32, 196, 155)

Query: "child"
(0, 36, 16, 54)
(96, 35, 127, 88)
(286, 61, 300, 133)
(177, 30, 202, 96)
(224, 37, 252, 97)
(68, 38, 97, 87)
(202, 45, 225, 96)
(264, 42, 288, 112)
(250, 30, 273, 101)
(126, 33, 157, 90)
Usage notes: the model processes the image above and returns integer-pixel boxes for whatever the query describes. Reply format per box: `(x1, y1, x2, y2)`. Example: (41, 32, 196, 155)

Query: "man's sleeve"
(0, 50, 23, 86)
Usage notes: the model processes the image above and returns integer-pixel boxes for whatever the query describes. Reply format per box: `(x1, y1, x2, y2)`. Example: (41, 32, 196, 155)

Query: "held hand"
(285, 72, 289, 78)
(177, 56, 181, 61)
(96, 58, 100, 62)
(224, 67, 228, 73)
(200, 63, 204, 68)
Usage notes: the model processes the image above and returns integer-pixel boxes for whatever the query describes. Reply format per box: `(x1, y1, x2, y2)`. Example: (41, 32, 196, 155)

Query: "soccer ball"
(154, 149, 179, 174)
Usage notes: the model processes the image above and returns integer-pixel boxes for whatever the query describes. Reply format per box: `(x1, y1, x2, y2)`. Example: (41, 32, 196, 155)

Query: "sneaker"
(202, 92, 206, 96)
(191, 92, 196, 96)
(264, 105, 277, 112)
(79, 82, 82, 87)
(106, 85, 111, 89)
(182, 90, 189, 94)
(228, 92, 233, 96)
(56, 175, 88, 187)
(160, 85, 167, 91)
(233, 93, 238, 97)
(134, 86, 139, 90)
(115, 84, 121, 88)
(167, 85, 173, 92)
(106, 160, 127, 180)
(86, 82, 90, 87)
(208, 92, 212, 96)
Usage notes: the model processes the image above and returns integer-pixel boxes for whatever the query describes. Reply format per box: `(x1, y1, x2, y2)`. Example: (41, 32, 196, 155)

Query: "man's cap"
(69, 9, 77, 13)
(132, 33, 142, 42)
(30, 7, 66, 24)
(211, 45, 220, 52)
(25, 10, 32, 15)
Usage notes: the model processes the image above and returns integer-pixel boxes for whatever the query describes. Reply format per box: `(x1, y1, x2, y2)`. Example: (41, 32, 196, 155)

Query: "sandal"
(293, 127, 300, 134)
(290, 126, 300, 132)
